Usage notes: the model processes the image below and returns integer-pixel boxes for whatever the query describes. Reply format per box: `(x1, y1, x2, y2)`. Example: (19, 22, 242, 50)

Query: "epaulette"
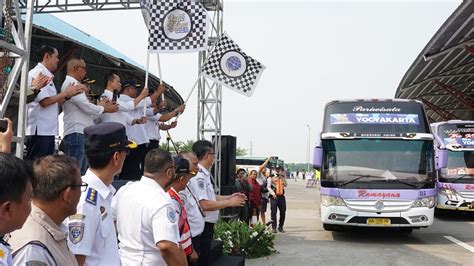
(85, 188, 98, 206)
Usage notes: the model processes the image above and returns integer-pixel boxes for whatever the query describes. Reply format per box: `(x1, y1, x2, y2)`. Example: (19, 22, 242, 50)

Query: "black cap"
(84, 122, 137, 152)
(174, 157, 191, 175)
(121, 80, 141, 89)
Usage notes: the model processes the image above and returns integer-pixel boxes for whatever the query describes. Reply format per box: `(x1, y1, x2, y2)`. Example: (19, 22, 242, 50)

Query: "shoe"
(278, 228, 285, 233)
(272, 229, 277, 233)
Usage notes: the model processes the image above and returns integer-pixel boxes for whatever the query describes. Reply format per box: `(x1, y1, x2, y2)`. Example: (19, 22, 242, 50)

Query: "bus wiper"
(384, 179, 420, 188)
(450, 174, 472, 182)
(338, 174, 385, 186)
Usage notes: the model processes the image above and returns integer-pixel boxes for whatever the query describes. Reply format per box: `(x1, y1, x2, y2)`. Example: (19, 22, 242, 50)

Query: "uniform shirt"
(0, 239, 12, 266)
(145, 108, 162, 141)
(66, 170, 119, 266)
(188, 164, 218, 223)
(112, 176, 180, 265)
(9, 204, 77, 266)
(119, 94, 150, 145)
(26, 63, 58, 136)
(179, 187, 205, 237)
(61, 75, 104, 136)
(100, 90, 135, 129)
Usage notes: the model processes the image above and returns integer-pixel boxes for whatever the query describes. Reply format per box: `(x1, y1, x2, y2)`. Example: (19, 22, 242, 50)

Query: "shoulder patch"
(69, 222, 84, 244)
(85, 188, 97, 205)
(167, 207, 177, 223)
(197, 178, 206, 190)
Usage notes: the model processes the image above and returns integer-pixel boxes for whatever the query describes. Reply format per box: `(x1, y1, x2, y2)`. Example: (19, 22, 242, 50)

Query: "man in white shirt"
(146, 98, 185, 152)
(118, 80, 168, 180)
(66, 122, 134, 265)
(61, 58, 118, 174)
(25, 45, 83, 160)
(187, 140, 246, 266)
(112, 149, 187, 266)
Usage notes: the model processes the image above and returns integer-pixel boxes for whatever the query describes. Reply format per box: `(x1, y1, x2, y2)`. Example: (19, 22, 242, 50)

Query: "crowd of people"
(0, 44, 289, 265)
(0, 45, 229, 266)
(233, 157, 288, 233)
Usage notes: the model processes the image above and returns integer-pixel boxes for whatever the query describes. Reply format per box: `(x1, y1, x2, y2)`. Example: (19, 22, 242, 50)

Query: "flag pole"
(174, 75, 201, 121)
(144, 49, 150, 117)
(157, 53, 165, 101)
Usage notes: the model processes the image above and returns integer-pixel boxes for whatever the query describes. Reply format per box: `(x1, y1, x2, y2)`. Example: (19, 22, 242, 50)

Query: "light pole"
(306, 124, 311, 173)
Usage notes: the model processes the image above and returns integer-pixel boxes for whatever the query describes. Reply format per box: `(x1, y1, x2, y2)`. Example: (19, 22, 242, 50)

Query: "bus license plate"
(367, 218, 391, 225)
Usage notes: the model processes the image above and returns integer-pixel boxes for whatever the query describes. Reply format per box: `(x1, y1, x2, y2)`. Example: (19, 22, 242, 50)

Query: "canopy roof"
(395, 1, 473, 122)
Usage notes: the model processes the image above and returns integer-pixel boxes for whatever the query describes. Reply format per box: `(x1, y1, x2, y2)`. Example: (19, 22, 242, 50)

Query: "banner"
(330, 113, 419, 125)
(141, 0, 208, 53)
(201, 33, 265, 97)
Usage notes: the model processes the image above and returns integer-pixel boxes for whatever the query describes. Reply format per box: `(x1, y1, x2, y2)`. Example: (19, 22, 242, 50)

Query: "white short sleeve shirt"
(26, 63, 59, 136)
(179, 187, 205, 237)
(112, 176, 180, 266)
(187, 164, 218, 223)
(66, 170, 119, 266)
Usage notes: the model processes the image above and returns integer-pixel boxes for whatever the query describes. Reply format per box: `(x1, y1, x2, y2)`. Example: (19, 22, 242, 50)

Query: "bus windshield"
(321, 139, 435, 189)
(439, 151, 474, 184)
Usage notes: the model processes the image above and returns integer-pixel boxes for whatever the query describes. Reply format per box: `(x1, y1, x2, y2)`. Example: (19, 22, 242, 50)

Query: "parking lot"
(247, 180, 474, 266)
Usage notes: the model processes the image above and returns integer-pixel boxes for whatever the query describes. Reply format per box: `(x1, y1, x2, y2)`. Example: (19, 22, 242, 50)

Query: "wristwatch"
(65, 96, 71, 101)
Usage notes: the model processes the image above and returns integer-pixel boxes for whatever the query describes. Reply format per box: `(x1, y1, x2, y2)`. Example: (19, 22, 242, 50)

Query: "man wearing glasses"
(188, 140, 247, 266)
(67, 122, 135, 265)
(112, 149, 187, 265)
(9, 155, 84, 265)
(61, 58, 118, 175)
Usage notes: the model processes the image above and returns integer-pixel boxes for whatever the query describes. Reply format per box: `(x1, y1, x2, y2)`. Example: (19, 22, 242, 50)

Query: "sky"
(53, 0, 460, 163)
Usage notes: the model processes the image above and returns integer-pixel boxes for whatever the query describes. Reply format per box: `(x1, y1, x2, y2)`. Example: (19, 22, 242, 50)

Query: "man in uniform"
(66, 122, 134, 265)
(25, 45, 83, 160)
(178, 151, 205, 266)
(112, 149, 187, 265)
(188, 140, 246, 266)
(10, 155, 83, 265)
(168, 156, 199, 263)
(61, 58, 118, 175)
(0, 153, 34, 265)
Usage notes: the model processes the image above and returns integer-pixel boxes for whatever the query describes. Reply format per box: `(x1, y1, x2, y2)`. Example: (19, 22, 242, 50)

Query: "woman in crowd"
(247, 170, 262, 226)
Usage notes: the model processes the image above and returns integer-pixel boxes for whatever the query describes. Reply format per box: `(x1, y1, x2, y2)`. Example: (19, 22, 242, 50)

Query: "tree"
(236, 147, 248, 156)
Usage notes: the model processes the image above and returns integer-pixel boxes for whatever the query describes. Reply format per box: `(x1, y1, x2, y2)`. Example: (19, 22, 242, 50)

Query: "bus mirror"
(313, 147, 323, 168)
(436, 149, 448, 170)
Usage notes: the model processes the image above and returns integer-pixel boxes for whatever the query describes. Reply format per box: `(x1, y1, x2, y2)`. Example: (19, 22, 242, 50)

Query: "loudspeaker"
(212, 135, 236, 190)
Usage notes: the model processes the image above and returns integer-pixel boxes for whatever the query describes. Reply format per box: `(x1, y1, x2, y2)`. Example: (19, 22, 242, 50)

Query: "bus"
(313, 99, 437, 232)
(431, 120, 474, 212)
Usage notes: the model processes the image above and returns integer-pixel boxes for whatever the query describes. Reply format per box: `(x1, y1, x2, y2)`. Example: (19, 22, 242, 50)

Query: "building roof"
(395, 1, 473, 122)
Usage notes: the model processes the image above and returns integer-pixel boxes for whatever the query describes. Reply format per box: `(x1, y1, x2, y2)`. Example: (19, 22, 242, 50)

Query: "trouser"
(198, 222, 214, 266)
(120, 143, 147, 180)
(270, 195, 286, 229)
(25, 134, 54, 161)
(239, 201, 249, 223)
(63, 133, 87, 175)
(148, 139, 160, 152)
(189, 235, 201, 266)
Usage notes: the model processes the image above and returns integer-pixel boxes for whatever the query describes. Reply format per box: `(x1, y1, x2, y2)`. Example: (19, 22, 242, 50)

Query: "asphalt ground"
(246, 179, 474, 266)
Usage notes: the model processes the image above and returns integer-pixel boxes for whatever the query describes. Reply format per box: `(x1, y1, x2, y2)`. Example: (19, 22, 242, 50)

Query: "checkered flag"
(141, 0, 208, 53)
(201, 33, 265, 97)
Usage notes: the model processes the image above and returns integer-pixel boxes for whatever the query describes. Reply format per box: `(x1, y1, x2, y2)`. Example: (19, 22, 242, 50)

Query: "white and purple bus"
(313, 99, 436, 232)
(431, 120, 474, 212)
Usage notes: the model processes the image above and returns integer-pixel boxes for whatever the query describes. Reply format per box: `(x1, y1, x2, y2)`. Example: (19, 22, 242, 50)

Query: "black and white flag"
(201, 33, 265, 97)
(140, 0, 208, 53)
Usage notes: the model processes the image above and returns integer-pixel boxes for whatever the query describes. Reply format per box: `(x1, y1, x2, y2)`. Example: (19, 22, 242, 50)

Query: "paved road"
(247, 180, 474, 266)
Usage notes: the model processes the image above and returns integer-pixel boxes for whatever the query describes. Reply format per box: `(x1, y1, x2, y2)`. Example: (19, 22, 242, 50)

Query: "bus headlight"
(412, 196, 435, 208)
(439, 188, 457, 196)
(321, 195, 346, 207)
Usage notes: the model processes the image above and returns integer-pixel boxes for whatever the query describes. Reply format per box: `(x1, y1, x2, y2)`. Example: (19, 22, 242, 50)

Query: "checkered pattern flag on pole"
(140, 0, 208, 53)
(201, 33, 266, 97)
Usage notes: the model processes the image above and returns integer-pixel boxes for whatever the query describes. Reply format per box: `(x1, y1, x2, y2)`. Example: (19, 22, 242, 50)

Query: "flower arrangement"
(214, 220, 276, 259)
